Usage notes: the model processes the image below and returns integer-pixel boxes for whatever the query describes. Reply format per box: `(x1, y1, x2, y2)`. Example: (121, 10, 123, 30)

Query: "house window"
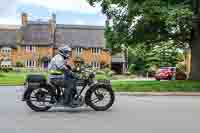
(25, 60, 35, 68)
(1, 60, 12, 67)
(75, 48, 83, 56)
(92, 48, 101, 54)
(91, 61, 100, 69)
(1, 47, 11, 53)
(25, 46, 36, 52)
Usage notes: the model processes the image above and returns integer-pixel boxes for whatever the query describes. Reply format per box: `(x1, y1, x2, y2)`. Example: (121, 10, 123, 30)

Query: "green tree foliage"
(88, 0, 192, 49)
(128, 41, 183, 75)
(88, 0, 193, 75)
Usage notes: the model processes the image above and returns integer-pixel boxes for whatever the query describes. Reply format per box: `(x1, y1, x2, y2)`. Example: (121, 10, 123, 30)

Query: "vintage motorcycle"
(22, 67, 115, 112)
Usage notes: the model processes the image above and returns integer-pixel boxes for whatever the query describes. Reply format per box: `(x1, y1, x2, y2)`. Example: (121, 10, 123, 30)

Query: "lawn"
(0, 72, 46, 85)
(0, 72, 200, 92)
(0, 72, 106, 85)
(0, 72, 26, 85)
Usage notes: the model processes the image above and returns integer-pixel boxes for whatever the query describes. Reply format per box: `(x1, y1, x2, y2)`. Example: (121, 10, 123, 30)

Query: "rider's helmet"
(58, 45, 72, 59)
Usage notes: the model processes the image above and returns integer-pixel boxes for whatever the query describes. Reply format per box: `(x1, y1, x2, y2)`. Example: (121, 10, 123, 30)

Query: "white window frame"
(91, 61, 100, 69)
(1, 47, 11, 53)
(75, 48, 83, 56)
(25, 46, 36, 52)
(1, 60, 12, 67)
(25, 60, 35, 68)
(92, 48, 101, 54)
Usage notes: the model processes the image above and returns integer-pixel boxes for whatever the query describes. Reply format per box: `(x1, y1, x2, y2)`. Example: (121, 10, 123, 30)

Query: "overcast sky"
(0, 0, 105, 25)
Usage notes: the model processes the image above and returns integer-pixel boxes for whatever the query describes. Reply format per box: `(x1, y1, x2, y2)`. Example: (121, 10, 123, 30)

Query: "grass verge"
(112, 80, 200, 92)
(0, 72, 200, 92)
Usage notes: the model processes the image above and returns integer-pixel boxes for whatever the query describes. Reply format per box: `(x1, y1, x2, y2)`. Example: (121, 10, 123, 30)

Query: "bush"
(0, 67, 13, 72)
(176, 71, 187, 80)
(96, 70, 105, 75)
(16, 61, 24, 67)
(107, 71, 115, 77)
(103, 68, 111, 73)
(124, 71, 131, 76)
(147, 70, 156, 77)
(96, 68, 115, 78)
(176, 63, 186, 73)
(176, 63, 187, 80)
(128, 64, 136, 74)
(102, 68, 116, 77)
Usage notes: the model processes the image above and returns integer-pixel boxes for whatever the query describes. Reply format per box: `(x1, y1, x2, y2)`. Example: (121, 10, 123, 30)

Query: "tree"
(88, 0, 198, 79)
(128, 41, 182, 75)
(189, 0, 200, 80)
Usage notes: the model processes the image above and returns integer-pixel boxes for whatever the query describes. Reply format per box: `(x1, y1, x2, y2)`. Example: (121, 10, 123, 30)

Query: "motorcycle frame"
(50, 78, 93, 99)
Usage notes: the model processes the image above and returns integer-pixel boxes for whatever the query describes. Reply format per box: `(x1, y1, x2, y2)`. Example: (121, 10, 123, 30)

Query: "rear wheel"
(26, 88, 52, 112)
(85, 85, 115, 111)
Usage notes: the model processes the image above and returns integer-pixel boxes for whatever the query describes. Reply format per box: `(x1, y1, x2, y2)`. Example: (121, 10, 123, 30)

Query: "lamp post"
(121, 44, 128, 73)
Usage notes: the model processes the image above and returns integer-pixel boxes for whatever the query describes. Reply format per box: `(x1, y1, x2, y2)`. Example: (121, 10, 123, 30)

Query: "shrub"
(124, 71, 131, 76)
(147, 70, 156, 77)
(0, 67, 13, 72)
(176, 63, 186, 73)
(176, 71, 187, 80)
(96, 70, 105, 75)
(128, 64, 136, 74)
(16, 61, 24, 67)
(107, 71, 115, 77)
(103, 68, 111, 73)
(103, 68, 116, 77)
(96, 68, 115, 79)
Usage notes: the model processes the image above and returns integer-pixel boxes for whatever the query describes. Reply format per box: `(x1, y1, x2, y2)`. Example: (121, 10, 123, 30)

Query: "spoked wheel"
(85, 85, 115, 111)
(26, 88, 53, 112)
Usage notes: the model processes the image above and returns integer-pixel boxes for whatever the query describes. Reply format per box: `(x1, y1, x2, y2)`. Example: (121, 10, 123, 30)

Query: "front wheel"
(25, 87, 53, 112)
(85, 84, 115, 111)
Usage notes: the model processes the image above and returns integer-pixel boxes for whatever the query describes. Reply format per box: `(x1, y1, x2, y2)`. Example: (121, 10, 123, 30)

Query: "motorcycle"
(22, 67, 115, 112)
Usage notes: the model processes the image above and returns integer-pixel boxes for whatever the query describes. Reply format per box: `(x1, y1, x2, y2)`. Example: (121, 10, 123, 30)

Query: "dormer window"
(1, 47, 11, 53)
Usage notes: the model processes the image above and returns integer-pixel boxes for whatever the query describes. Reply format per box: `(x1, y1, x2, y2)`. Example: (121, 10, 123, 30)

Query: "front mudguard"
(85, 82, 113, 105)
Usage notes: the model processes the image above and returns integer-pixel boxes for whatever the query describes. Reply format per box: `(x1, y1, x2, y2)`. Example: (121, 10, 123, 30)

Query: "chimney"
(48, 13, 56, 43)
(21, 12, 28, 26)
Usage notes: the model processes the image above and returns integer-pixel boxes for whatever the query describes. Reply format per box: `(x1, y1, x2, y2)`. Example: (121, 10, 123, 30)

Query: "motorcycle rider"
(48, 45, 77, 105)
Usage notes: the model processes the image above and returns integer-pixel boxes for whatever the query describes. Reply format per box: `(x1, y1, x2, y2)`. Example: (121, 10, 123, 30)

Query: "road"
(0, 86, 200, 133)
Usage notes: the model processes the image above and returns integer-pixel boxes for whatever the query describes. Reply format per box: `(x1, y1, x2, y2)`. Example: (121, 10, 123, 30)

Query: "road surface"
(0, 86, 200, 133)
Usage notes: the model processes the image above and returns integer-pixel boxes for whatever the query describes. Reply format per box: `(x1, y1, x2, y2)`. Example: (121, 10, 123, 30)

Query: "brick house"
(0, 13, 111, 69)
(0, 25, 18, 67)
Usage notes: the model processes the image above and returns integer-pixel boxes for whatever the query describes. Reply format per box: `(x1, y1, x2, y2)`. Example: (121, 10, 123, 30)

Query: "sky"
(0, 0, 106, 26)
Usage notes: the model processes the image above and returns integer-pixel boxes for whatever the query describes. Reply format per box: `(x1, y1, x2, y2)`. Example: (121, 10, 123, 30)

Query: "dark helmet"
(58, 45, 72, 59)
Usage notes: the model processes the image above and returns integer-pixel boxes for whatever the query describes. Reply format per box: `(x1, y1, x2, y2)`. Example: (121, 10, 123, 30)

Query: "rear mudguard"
(22, 83, 56, 101)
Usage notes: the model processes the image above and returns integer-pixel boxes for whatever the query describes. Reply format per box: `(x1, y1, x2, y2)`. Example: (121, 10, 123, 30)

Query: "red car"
(155, 67, 176, 80)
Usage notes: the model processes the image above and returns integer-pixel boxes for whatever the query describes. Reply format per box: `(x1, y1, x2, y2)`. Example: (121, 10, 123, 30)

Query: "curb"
(116, 92, 200, 96)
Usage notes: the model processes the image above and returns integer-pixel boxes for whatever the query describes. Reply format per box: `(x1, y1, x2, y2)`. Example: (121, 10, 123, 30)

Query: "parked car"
(155, 67, 175, 80)
(155, 67, 187, 80)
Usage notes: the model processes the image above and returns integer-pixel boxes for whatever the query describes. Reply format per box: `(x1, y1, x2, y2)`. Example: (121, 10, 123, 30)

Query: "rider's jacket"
(48, 54, 65, 79)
